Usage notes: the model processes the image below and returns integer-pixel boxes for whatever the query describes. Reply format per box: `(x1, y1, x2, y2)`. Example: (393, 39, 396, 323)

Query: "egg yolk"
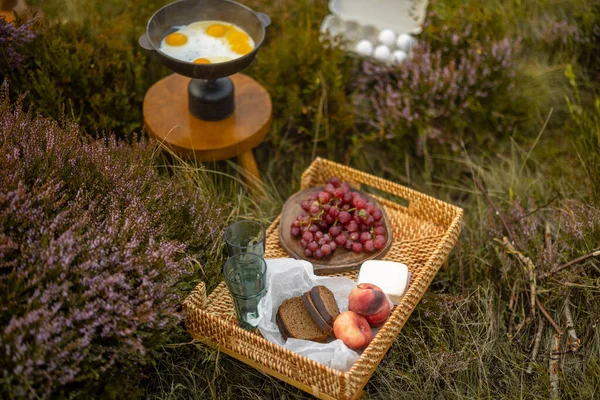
(226, 29, 249, 44)
(165, 32, 188, 46)
(193, 58, 211, 64)
(227, 29, 252, 55)
(231, 41, 253, 55)
(206, 24, 228, 37)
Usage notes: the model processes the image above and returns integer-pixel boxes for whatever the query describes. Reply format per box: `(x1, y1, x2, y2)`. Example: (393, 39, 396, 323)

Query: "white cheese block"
(357, 260, 411, 304)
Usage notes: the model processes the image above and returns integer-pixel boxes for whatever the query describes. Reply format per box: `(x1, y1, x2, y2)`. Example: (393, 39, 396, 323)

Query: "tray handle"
(301, 157, 412, 209)
(183, 281, 208, 311)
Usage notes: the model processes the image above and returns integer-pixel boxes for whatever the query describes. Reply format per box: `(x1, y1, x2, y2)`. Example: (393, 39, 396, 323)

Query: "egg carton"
(319, 0, 429, 65)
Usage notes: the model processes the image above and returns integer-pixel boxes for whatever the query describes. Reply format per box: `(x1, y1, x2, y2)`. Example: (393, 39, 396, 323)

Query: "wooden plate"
(278, 187, 393, 275)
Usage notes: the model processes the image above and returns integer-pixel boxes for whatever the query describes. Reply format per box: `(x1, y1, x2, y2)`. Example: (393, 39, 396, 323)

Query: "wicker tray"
(183, 158, 463, 399)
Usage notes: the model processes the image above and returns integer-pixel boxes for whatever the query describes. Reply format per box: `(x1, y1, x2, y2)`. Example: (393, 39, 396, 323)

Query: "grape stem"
(309, 210, 325, 222)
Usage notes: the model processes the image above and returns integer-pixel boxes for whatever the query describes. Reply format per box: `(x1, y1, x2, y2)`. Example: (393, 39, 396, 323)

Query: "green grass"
(3, 0, 600, 398)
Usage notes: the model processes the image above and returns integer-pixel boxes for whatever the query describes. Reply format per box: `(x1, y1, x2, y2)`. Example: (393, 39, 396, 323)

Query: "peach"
(363, 300, 390, 327)
(348, 283, 387, 316)
(333, 311, 373, 350)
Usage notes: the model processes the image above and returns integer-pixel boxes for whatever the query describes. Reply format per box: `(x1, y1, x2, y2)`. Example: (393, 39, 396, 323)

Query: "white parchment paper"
(249, 258, 360, 372)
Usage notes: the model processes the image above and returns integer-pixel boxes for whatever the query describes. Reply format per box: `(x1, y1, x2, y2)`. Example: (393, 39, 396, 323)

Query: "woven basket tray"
(183, 158, 463, 399)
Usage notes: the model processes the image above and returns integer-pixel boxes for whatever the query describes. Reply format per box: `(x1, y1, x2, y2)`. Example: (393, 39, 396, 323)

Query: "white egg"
(373, 45, 391, 62)
(396, 34, 417, 52)
(392, 50, 408, 64)
(378, 29, 396, 47)
(159, 20, 255, 64)
(355, 40, 373, 56)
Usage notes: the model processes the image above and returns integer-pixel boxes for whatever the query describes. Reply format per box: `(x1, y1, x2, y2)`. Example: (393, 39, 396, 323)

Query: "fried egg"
(159, 20, 255, 64)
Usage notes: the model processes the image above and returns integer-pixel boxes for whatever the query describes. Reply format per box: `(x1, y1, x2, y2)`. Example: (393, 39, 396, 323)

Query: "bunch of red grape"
(290, 176, 387, 259)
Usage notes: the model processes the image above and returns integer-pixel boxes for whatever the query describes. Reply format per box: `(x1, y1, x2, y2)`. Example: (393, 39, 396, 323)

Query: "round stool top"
(143, 73, 272, 161)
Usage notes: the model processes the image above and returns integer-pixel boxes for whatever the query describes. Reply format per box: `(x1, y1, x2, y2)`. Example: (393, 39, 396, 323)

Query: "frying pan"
(139, 0, 271, 120)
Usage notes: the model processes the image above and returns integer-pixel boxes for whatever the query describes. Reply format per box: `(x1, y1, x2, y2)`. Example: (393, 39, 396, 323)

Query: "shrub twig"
(538, 249, 600, 280)
(545, 222, 553, 264)
(508, 280, 518, 339)
(563, 299, 580, 352)
(536, 298, 563, 335)
(497, 237, 536, 318)
(549, 334, 561, 399)
(527, 317, 544, 374)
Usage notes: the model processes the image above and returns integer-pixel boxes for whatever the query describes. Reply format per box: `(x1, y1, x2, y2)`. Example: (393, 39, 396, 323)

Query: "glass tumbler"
(223, 253, 267, 330)
(224, 220, 266, 256)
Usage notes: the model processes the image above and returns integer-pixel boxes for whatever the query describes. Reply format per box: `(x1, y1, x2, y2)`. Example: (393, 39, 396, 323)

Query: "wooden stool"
(0, 10, 13, 21)
(143, 73, 271, 184)
(1, 0, 35, 22)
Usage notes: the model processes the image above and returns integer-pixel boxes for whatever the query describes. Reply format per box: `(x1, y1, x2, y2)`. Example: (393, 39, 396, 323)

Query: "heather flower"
(482, 196, 543, 252)
(539, 15, 588, 46)
(0, 17, 36, 70)
(559, 200, 600, 241)
(0, 85, 224, 398)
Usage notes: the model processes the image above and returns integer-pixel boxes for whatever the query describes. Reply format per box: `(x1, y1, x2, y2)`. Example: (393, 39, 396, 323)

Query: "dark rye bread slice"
(275, 309, 291, 341)
(301, 292, 334, 337)
(277, 297, 328, 343)
(310, 285, 340, 327)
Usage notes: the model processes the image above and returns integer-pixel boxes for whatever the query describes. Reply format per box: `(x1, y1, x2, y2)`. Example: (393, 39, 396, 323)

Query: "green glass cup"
(223, 253, 267, 330)
(223, 220, 266, 256)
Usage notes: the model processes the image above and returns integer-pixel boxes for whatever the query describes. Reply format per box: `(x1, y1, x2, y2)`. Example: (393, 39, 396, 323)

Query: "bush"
(0, 86, 224, 398)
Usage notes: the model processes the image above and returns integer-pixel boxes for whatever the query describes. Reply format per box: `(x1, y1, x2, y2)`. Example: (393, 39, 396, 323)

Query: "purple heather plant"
(0, 17, 36, 70)
(559, 199, 600, 242)
(0, 85, 223, 398)
(355, 10, 518, 155)
(540, 15, 589, 47)
(483, 196, 546, 265)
